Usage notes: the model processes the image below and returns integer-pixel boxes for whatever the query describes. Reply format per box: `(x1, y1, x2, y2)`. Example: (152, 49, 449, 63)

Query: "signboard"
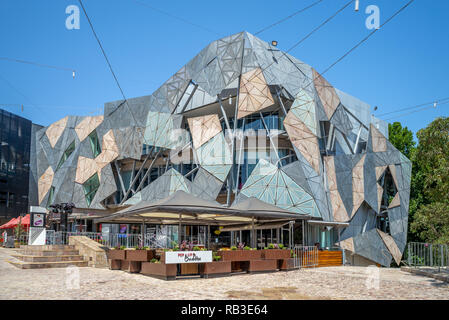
(32, 213, 45, 227)
(165, 251, 213, 264)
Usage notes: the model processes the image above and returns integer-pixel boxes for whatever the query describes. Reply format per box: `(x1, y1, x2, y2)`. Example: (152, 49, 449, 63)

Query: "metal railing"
(44, 231, 172, 248)
(407, 242, 449, 269)
(292, 245, 319, 269)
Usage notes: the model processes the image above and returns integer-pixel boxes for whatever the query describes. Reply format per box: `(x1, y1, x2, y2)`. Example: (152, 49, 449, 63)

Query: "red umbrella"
(18, 214, 30, 228)
(0, 217, 18, 229)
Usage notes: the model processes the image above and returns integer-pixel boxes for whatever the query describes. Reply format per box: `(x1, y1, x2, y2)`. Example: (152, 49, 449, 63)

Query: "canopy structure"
(94, 191, 310, 226)
(0, 214, 30, 229)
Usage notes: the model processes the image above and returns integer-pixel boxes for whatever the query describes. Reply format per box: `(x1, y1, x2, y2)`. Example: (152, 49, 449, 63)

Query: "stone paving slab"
(1, 248, 448, 300)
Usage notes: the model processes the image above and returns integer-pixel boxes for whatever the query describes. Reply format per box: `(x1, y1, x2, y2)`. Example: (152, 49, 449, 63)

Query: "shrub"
(213, 255, 221, 262)
(278, 244, 284, 249)
(150, 258, 160, 263)
(231, 246, 237, 250)
(268, 243, 275, 249)
(193, 246, 200, 251)
(243, 246, 251, 250)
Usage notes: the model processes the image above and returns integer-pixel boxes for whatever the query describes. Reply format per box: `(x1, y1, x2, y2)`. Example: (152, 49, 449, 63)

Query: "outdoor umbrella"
(0, 217, 18, 229)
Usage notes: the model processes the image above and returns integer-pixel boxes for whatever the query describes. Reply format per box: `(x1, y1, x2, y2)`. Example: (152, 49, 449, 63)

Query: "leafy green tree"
(410, 117, 449, 244)
(387, 122, 421, 242)
(388, 122, 416, 158)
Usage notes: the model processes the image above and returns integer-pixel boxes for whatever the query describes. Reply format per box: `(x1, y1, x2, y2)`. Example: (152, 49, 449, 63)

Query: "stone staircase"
(8, 245, 88, 269)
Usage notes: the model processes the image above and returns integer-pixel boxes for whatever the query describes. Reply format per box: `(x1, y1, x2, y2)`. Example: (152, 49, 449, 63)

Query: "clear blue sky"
(0, 0, 448, 139)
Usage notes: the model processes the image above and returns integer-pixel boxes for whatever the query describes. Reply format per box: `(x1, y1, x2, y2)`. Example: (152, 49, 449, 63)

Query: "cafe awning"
(94, 191, 309, 225)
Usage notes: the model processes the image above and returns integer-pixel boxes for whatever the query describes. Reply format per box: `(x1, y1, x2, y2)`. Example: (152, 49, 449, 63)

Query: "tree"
(388, 122, 415, 158)
(387, 122, 421, 242)
(410, 117, 449, 244)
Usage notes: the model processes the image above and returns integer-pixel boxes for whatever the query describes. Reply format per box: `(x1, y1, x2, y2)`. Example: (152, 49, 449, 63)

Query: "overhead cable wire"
(130, 0, 220, 36)
(249, 0, 354, 83)
(376, 96, 449, 117)
(78, 0, 137, 120)
(318, 0, 415, 77)
(254, 0, 325, 35)
(0, 57, 76, 77)
(381, 101, 449, 122)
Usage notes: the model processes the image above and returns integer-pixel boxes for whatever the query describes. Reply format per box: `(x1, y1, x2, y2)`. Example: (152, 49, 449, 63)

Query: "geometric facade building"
(35, 31, 411, 266)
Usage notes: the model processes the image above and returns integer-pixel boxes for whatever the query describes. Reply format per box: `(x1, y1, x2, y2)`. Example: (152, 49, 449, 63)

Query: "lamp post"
(49, 203, 76, 233)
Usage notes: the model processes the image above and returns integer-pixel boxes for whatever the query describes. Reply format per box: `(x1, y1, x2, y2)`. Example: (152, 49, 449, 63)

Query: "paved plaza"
(0, 248, 448, 300)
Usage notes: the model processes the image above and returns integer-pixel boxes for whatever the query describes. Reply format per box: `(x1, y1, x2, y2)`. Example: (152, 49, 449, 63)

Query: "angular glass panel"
(83, 173, 100, 206)
(56, 140, 75, 171)
(46, 186, 55, 209)
(88, 130, 101, 158)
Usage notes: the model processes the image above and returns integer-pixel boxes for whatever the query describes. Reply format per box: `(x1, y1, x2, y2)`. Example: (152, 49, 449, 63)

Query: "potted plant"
(218, 243, 262, 261)
(126, 246, 155, 262)
(107, 245, 127, 260)
(261, 243, 291, 260)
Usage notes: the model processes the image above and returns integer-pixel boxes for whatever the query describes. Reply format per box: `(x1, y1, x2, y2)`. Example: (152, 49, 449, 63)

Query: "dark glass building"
(0, 109, 33, 223)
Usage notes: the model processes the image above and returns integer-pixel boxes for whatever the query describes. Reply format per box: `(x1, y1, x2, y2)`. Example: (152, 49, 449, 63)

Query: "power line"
(78, 0, 139, 122)
(129, 0, 220, 36)
(0, 57, 76, 77)
(254, 0, 325, 35)
(248, 0, 354, 84)
(376, 97, 449, 117)
(319, 0, 415, 77)
(381, 101, 449, 122)
(0, 73, 40, 112)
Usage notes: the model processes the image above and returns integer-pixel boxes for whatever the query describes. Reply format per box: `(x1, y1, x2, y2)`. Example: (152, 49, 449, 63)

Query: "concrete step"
(19, 245, 75, 251)
(8, 260, 88, 269)
(11, 254, 84, 263)
(16, 249, 80, 256)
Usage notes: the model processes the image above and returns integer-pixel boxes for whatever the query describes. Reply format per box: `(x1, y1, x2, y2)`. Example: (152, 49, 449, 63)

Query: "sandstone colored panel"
(375, 165, 387, 181)
(95, 130, 119, 168)
(377, 229, 402, 265)
(377, 184, 383, 212)
(237, 67, 275, 119)
(187, 114, 222, 149)
(339, 237, 355, 252)
(370, 124, 387, 153)
(45, 116, 68, 148)
(352, 154, 366, 217)
(312, 69, 340, 119)
(75, 156, 99, 184)
(284, 112, 320, 173)
(38, 166, 54, 204)
(388, 192, 400, 209)
(75, 116, 104, 142)
(324, 156, 349, 222)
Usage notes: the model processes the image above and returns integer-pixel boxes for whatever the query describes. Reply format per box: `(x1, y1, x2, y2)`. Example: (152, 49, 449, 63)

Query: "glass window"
(46, 186, 55, 209)
(56, 140, 75, 171)
(88, 130, 101, 158)
(83, 173, 100, 206)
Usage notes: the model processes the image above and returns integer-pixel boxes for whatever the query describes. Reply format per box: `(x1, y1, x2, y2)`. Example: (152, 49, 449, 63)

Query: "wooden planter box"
(125, 249, 155, 262)
(248, 259, 277, 273)
(262, 249, 291, 260)
(107, 249, 126, 261)
(141, 262, 177, 280)
(279, 258, 295, 271)
(110, 259, 121, 270)
(218, 250, 262, 261)
(200, 261, 231, 278)
(180, 263, 199, 275)
(121, 260, 130, 271)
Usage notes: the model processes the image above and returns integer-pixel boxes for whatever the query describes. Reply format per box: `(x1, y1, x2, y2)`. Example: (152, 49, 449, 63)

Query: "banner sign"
(31, 213, 45, 227)
(165, 251, 212, 264)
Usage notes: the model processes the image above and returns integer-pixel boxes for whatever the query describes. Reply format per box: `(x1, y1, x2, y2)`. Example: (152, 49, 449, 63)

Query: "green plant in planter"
(243, 246, 251, 250)
(290, 249, 297, 258)
(150, 258, 160, 263)
(193, 246, 200, 251)
(231, 246, 237, 250)
(213, 255, 221, 262)
(278, 244, 284, 249)
(268, 243, 275, 249)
